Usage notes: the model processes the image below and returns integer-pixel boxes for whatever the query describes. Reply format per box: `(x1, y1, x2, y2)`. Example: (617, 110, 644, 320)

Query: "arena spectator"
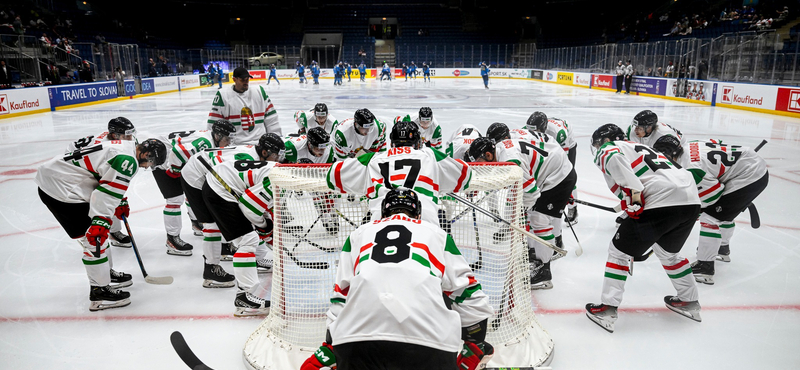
(148, 58, 158, 77)
(0, 59, 12, 87)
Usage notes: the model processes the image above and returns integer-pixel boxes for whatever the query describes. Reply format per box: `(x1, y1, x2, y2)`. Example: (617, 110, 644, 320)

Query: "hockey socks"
(653, 243, 699, 302)
(232, 232, 260, 292)
(79, 237, 111, 287)
(163, 195, 184, 236)
(202, 223, 223, 265)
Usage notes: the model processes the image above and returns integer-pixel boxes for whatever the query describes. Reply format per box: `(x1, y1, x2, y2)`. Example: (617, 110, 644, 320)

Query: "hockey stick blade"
(747, 203, 761, 229)
(170, 331, 214, 370)
(122, 215, 173, 285)
(144, 275, 174, 285)
(573, 198, 618, 213)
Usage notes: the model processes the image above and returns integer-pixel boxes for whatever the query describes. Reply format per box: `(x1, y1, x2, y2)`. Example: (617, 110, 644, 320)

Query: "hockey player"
(345, 62, 352, 82)
(67, 117, 138, 247)
(409, 61, 417, 79)
(202, 133, 285, 316)
(486, 122, 534, 143)
(480, 62, 490, 89)
(380, 62, 391, 81)
(331, 108, 388, 160)
(358, 62, 366, 82)
(207, 67, 281, 145)
(310, 61, 320, 85)
(267, 64, 279, 85)
(156, 121, 235, 256)
(585, 124, 702, 333)
(285, 127, 335, 164)
(526, 112, 579, 225)
(422, 62, 431, 81)
(445, 124, 482, 161)
(301, 189, 494, 370)
(402, 63, 409, 81)
(624, 110, 685, 147)
(294, 103, 339, 135)
(36, 138, 167, 311)
(327, 121, 472, 227)
(394, 107, 443, 150)
(653, 136, 769, 285)
(468, 133, 576, 290)
(296, 61, 307, 84)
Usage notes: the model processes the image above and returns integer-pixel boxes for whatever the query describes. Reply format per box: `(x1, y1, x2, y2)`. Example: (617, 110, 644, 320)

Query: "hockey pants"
(601, 243, 698, 307)
(697, 213, 735, 262)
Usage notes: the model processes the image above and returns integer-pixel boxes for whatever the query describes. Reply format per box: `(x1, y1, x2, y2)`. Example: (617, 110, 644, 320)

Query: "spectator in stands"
(666, 61, 675, 78)
(0, 59, 11, 87)
(697, 60, 708, 80)
(95, 33, 106, 45)
(160, 57, 170, 76)
(777, 6, 789, 22)
(646, 68, 654, 77)
(40, 32, 54, 53)
(148, 58, 158, 77)
(656, 67, 664, 77)
(115, 66, 125, 96)
(79, 60, 93, 83)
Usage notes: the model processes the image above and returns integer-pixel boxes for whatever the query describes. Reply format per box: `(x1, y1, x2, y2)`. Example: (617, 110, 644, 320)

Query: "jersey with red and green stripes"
(181, 145, 260, 190)
(625, 121, 686, 147)
(284, 134, 335, 164)
(332, 117, 387, 160)
(295, 110, 338, 134)
(35, 140, 139, 219)
(205, 159, 277, 228)
(594, 140, 699, 210)
(166, 130, 218, 174)
(524, 118, 575, 151)
(207, 85, 281, 145)
(326, 146, 471, 225)
(66, 131, 128, 153)
(495, 136, 571, 204)
(327, 215, 493, 352)
(676, 140, 767, 207)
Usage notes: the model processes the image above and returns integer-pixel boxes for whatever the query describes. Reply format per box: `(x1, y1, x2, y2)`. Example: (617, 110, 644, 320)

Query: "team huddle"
(36, 69, 769, 369)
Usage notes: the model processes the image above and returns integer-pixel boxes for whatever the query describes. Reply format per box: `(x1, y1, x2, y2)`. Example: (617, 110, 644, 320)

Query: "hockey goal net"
(243, 163, 554, 369)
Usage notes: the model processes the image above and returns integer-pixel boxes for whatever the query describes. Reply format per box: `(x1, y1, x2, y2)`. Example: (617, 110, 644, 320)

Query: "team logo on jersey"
(241, 106, 255, 132)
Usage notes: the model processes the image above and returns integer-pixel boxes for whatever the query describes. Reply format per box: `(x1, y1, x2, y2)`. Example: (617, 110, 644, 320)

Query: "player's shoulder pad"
(334, 130, 348, 147)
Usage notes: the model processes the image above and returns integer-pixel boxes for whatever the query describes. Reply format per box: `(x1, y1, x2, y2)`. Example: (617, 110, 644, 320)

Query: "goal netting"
(243, 163, 554, 369)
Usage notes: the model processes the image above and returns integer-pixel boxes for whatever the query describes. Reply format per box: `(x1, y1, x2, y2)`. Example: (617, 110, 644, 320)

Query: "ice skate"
(191, 219, 203, 236)
(716, 244, 731, 262)
(203, 263, 235, 288)
(166, 234, 193, 256)
(220, 242, 236, 262)
(664, 296, 702, 322)
(257, 258, 273, 273)
(109, 231, 131, 248)
(530, 260, 553, 290)
(691, 260, 715, 285)
(110, 269, 132, 288)
(585, 303, 618, 333)
(565, 207, 578, 226)
(234, 292, 270, 317)
(89, 285, 131, 312)
(550, 236, 565, 262)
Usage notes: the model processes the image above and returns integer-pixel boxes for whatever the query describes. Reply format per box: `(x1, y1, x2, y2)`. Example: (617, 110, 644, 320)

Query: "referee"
(624, 60, 634, 94)
(615, 60, 624, 94)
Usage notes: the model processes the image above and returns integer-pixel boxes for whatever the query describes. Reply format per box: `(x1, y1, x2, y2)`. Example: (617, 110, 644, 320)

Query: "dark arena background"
(1, 0, 799, 369)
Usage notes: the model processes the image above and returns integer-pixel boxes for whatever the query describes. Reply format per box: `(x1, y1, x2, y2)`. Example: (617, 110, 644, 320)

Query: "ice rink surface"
(1, 77, 799, 369)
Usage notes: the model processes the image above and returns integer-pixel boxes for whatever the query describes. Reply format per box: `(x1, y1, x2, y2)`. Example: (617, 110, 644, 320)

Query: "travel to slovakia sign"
(48, 82, 119, 108)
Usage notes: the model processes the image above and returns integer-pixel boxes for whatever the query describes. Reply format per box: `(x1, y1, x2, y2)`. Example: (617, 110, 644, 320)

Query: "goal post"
(243, 163, 554, 369)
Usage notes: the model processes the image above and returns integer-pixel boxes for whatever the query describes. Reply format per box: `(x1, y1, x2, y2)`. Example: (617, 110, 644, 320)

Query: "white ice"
(1, 77, 799, 369)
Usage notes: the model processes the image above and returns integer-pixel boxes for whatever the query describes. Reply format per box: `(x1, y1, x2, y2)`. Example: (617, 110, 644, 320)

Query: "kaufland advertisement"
(0, 88, 49, 115)
(717, 83, 775, 110)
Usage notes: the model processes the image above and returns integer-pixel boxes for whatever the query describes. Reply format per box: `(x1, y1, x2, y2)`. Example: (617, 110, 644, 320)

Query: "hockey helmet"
(108, 117, 136, 137)
(486, 122, 510, 143)
(632, 110, 658, 136)
(527, 112, 548, 133)
(313, 103, 329, 120)
(354, 108, 375, 132)
(652, 135, 683, 161)
(390, 120, 421, 149)
(307, 127, 330, 156)
(298, 158, 314, 164)
(211, 120, 235, 147)
(138, 138, 167, 168)
(591, 124, 625, 149)
(381, 188, 421, 219)
(467, 137, 496, 162)
(256, 133, 286, 161)
(419, 107, 433, 120)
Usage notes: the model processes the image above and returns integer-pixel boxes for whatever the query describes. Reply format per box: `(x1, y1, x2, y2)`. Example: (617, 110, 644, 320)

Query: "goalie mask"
(381, 188, 421, 219)
(652, 135, 683, 162)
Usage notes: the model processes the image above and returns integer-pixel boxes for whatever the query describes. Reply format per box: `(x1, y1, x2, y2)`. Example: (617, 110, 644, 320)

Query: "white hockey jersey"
(445, 124, 482, 161)
(165, 130, 218, 174)
(676, 140, 767, 207)
(332, 117, 388, 160)
(284, 135, 335, 164)
(625, 121, 686, 148)
(36, 140, 139, 219)
(294, 110, 338, 134)
(495, 137, 572, 204)
(207, 84, 281, 145)
(66, 131, 133, 153)
(508, 128, 534, 141)
(205, 159, 278, 228)
(407, 114, 443, 150)
(326, 146, 472, 225)
(327, 215, 493, 352)
(594, 141, 699, 209)
(181, 145, 260, 190)
(524, 118, 576, 151)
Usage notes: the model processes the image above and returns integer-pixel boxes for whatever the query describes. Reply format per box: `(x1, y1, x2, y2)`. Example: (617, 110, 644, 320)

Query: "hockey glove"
(86, 216, 112, 248)
(300, 342, 336, 370)
(114, 198, 130, 220)
(165, 168, 181, 178)
(620, 188, 644, 219)
(457, 341, 494, 370)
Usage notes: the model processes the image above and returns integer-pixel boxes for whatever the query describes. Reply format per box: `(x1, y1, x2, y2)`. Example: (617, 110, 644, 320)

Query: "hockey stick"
(446, 192, 567, 256)
(170, 331, 214, 370)
(565, 215, 583, 257)
(469, 208, 483, 270)
(572, 198, 621, 213)
(447, 190, 499, 225)
(121, 215, 174, 285)
(747, 140, 767, 229)
(284, 215, 329, 269)
(754, 139, 768, 152)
